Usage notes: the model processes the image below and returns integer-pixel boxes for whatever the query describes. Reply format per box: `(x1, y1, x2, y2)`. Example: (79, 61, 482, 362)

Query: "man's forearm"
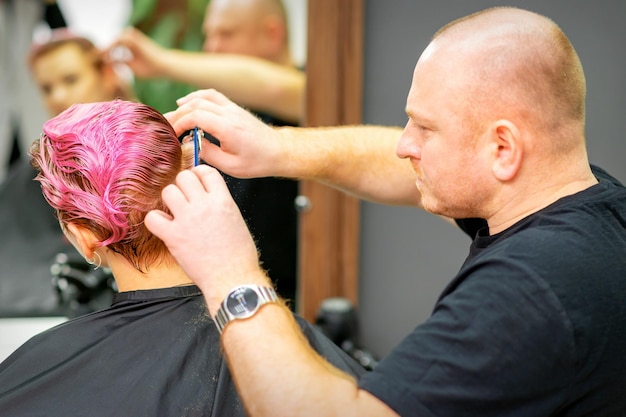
(278, 125, 421, 206)
(219, 300, 397, 417)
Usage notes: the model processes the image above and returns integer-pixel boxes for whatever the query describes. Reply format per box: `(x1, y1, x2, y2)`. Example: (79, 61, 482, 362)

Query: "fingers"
(177, 165, 213, 194)
(176, 88, 232, 106)
(117, 26, 144, 44)
(168, 167, 215, 202)
(159, 182, 189, 217)
(164, 106, 233, 170)
(192, 164, 229, 195)
(164, 89, 240, 137)
(165, 108, 220, 138)
(165, 98, 226, 137)
(144, 209, 174, 240)
(146, 166, 219, 234)
(108, 27, 134, 50)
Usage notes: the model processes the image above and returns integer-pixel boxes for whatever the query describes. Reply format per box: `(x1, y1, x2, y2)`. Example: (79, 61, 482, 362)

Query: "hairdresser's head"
(396, 6, 587, 221)
(29, 29, 133, 116)
(30, 100, 193, 271)
(203, 0, 290, 65)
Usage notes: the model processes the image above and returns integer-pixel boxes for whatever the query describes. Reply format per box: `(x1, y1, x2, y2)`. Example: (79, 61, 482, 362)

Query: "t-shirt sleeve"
(358, 261, 575, 417)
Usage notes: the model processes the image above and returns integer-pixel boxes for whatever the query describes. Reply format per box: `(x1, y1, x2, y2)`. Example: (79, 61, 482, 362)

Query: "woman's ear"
(491, 120, 523, 182)
(65, 222, 99, 260)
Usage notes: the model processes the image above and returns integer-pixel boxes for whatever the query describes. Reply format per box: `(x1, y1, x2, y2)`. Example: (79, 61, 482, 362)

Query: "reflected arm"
(112, 28, 304, 124)
(152, 50, 304, 124)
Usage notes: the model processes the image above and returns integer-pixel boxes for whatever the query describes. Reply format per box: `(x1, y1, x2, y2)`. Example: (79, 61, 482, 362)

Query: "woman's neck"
(102, 249, 194, 292)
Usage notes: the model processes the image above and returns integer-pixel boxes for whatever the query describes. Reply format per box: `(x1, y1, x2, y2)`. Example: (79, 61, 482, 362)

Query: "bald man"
(203, 0, 291, 63)
(148, 6, 626, 417)
(113, 0, 302, 307)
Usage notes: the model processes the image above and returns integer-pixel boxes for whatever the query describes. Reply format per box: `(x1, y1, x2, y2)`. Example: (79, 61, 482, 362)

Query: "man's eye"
(63, 74, 79, 85)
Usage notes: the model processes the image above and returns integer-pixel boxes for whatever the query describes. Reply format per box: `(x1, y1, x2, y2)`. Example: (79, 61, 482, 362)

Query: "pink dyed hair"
(30, 100, 192, 271)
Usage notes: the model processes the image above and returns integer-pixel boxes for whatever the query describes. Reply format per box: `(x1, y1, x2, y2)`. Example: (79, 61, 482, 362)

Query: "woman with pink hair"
(0, 100, 364, 416)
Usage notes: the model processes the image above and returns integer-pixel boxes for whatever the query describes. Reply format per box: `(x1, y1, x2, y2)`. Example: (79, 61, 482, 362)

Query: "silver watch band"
(214, 285, 279, 333)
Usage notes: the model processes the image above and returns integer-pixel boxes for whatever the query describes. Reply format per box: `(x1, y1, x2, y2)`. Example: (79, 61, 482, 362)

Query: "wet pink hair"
(30, 100, 192, 271)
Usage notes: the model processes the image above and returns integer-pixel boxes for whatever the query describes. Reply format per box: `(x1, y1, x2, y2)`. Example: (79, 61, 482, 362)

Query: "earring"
(86, 251, 102, 270)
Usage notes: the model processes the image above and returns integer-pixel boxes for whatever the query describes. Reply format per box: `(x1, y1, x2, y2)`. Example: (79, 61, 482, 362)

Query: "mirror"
(298, 0, 363, 321)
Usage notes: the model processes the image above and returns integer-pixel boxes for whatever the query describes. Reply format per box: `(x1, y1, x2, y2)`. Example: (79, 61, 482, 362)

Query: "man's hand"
(108, 27, 165, 79)
(144, 165, 268, 313)
(165, 89, 288, 179)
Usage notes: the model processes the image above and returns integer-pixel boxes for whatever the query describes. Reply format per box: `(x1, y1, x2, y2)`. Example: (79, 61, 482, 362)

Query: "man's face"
(202, 1, 268, 58)
(396, 44, 492, 219)
(32, 43, 114, 116)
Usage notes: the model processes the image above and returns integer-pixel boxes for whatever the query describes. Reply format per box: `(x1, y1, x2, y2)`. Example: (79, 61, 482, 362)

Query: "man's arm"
(144, 166, 400, 417)
(111, 28, 304, 124)
(165, 89, 422, 207)
(222, 299, 399, 417)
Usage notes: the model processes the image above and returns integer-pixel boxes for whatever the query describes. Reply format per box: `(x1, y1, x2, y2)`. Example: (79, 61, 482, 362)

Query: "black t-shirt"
(220, 111, 298, 306)
(0, 285, 366, 416)
(359, 165, 626, 417)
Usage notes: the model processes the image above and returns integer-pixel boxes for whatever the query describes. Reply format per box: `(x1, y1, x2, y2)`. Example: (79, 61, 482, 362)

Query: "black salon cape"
(221, 112, 299, 306)
(0, 285, 366, 416)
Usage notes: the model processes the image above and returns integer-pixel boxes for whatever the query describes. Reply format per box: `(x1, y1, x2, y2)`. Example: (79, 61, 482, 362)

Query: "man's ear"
(65, 222, 99, 260)
(490, 120, 522, 182)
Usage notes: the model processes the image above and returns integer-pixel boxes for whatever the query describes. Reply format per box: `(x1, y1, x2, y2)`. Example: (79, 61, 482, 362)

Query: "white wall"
(283, 0, 308, 68)
(0, 317, 67, 362)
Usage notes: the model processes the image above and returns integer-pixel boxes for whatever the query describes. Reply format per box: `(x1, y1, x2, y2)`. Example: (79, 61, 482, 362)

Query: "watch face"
(225, 286, 260, 317)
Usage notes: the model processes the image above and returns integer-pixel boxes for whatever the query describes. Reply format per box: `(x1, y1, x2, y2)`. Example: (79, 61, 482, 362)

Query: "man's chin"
(420, 196, 455, 218)
(419, 196, 440, 215)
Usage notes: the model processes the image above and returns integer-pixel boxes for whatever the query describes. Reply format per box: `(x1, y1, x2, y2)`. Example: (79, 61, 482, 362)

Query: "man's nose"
(396, 126, 421, 160)
(49, 87, 69, 104)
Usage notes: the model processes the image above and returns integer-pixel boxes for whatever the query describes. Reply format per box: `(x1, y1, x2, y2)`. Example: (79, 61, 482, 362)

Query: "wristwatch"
(214, 284, 279, 333)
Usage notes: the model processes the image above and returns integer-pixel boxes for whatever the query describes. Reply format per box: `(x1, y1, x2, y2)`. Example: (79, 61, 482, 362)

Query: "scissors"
(179, 127, 205, 166)
(192, 127, 203, 166)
